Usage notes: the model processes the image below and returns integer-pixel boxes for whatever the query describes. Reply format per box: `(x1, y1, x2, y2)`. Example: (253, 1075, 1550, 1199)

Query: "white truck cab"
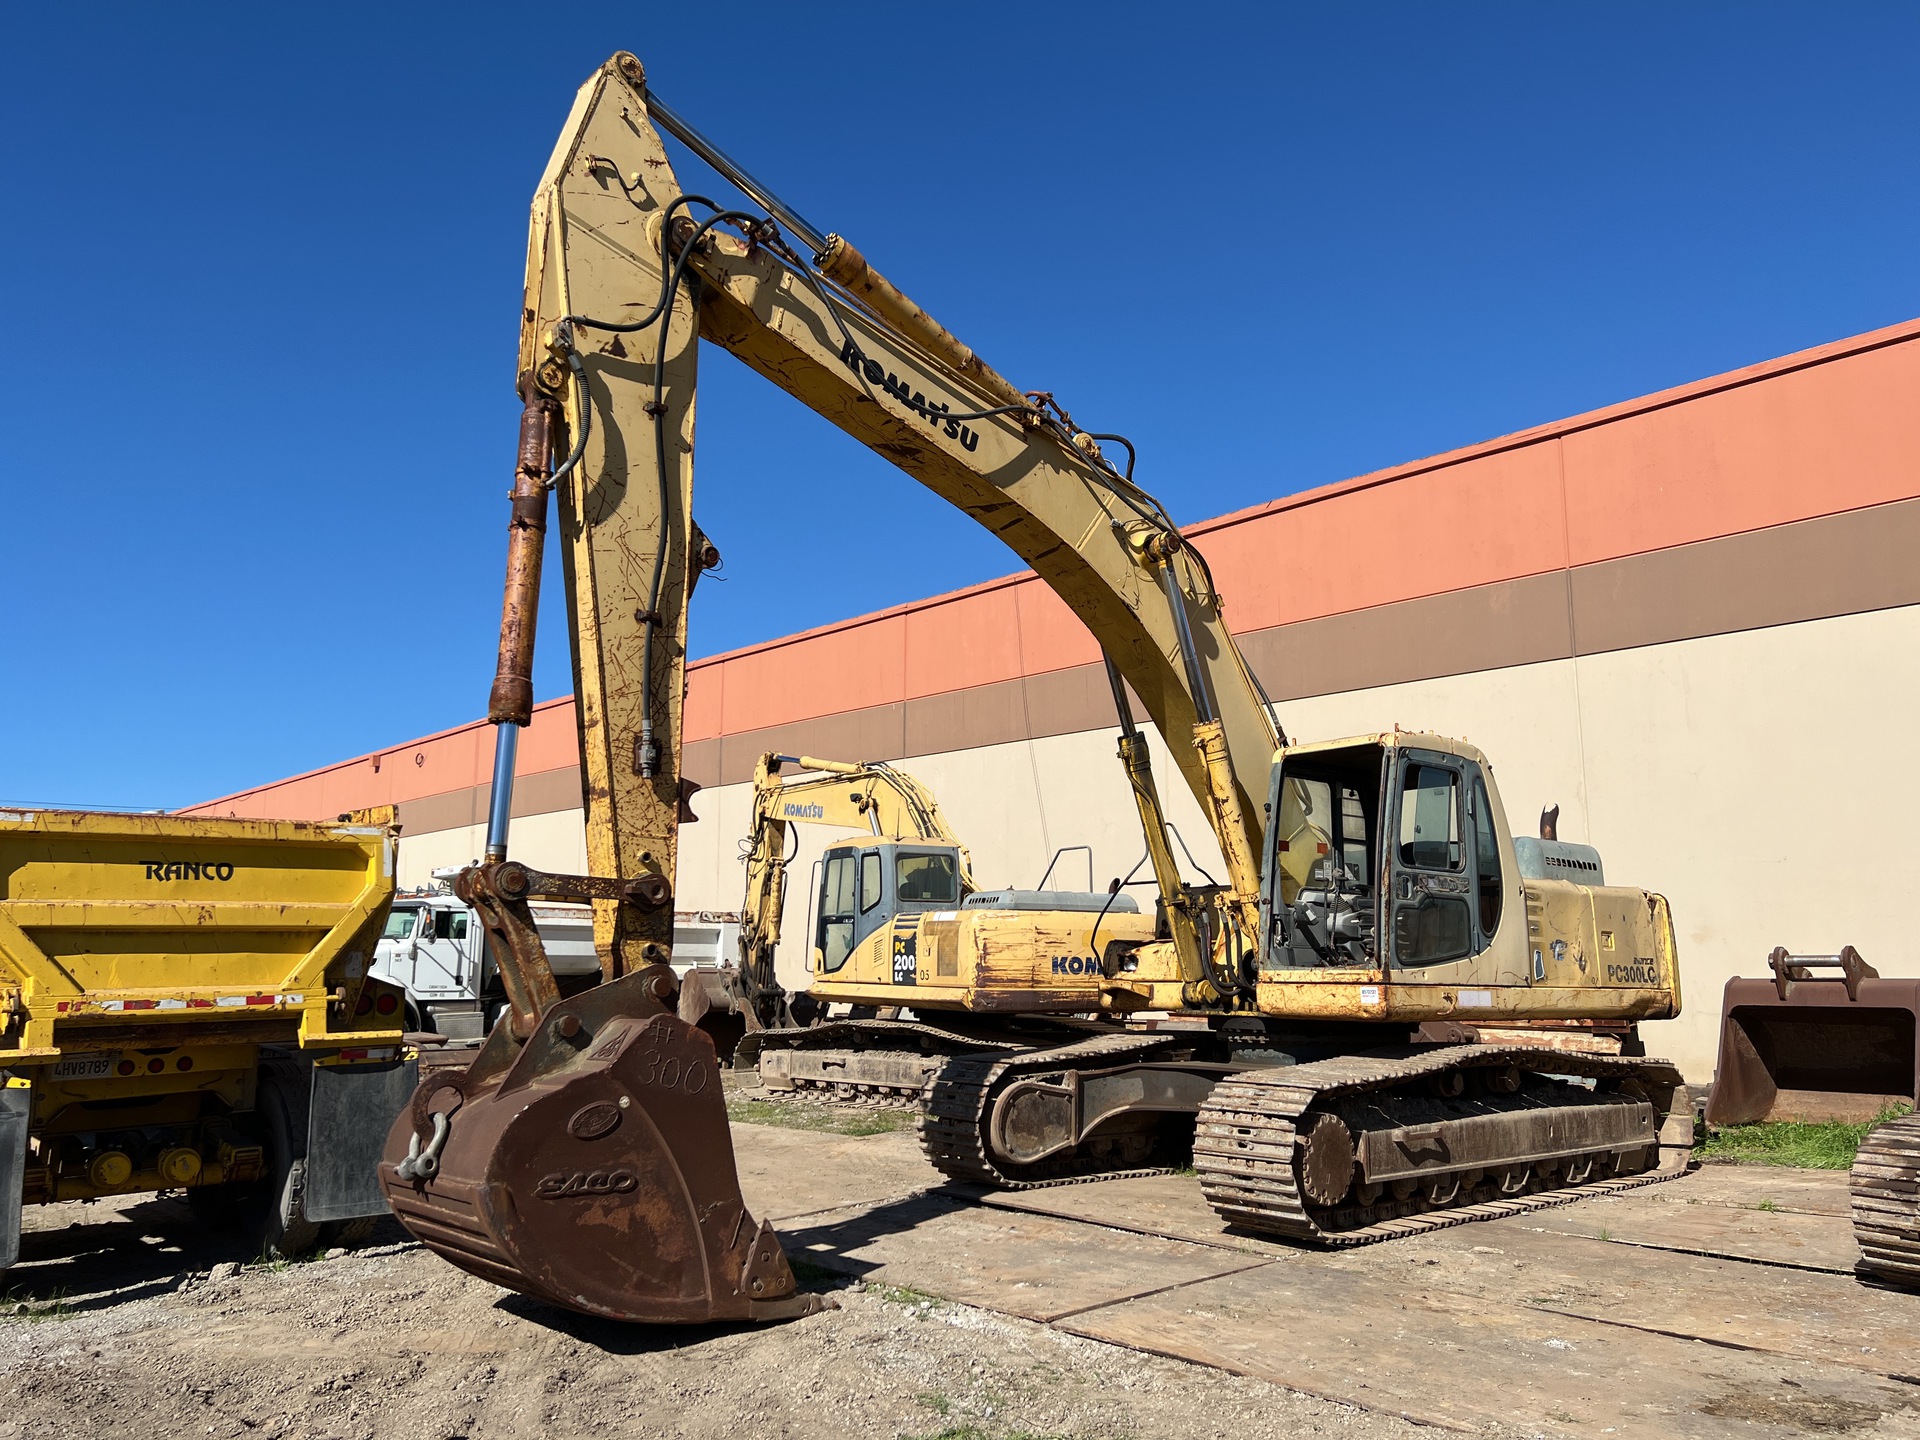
(371, 870, 740, 1040)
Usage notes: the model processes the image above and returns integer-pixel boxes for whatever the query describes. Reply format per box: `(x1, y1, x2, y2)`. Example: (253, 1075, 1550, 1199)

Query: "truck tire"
(188, 1058, 324, 1260)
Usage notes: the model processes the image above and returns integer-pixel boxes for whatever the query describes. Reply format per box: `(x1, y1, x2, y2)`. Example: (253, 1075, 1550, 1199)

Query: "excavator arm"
(494, 54, 1286, 987)
(734, 753, 972, 1028)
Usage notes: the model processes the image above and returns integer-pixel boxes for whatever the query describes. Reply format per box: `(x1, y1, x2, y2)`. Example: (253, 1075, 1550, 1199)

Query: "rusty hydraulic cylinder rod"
(484, 385, 556, 861)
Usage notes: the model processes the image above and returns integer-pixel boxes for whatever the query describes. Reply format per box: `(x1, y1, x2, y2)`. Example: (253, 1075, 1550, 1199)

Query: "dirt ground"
(0, 1197, 1420, 1440)
(4, 1104, 1917, 1440)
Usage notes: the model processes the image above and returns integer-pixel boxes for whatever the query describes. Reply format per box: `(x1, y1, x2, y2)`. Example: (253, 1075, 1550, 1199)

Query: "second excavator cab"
(814, 839, 968, 976)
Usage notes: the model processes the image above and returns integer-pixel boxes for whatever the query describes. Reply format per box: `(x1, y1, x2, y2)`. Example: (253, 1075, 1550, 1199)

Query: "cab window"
(432, 910, 468, 942)
(818, 852, 858, 971)
(1471, 777, 1503, 936)
(859, 851, 883, 911)
(1392, 760, 1473, 966)
(382, 909, 420, 941)
(1398, 765, 1462, 870)
(896, 851, 958, 904)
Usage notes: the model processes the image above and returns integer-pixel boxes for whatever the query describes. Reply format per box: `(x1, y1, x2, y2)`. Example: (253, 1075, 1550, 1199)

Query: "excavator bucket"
(378, 968, 823, 1323)
(1705, 947, 1920, 1125)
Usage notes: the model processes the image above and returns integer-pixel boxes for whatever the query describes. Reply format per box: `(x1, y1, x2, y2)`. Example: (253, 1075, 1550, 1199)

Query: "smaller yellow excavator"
(730, 751, 973, 1032)
(729, 752, 1157, 1098)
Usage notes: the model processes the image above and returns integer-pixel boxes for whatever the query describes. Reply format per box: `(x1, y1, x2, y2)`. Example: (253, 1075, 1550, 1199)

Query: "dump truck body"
(0, 808, 412, 1263)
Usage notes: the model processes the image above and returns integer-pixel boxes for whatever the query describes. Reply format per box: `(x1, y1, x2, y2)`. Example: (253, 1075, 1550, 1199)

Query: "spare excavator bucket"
(378, 968, 823, 1323)
(1706, 947, 1920, 1126)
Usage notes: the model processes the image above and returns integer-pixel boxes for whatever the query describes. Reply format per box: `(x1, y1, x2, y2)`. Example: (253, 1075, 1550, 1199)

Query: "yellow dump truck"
(0, 808, 413, 1264)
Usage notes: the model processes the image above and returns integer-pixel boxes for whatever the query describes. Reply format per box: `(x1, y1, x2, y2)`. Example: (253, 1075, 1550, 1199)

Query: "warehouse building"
(185, 318, 1920, 1081)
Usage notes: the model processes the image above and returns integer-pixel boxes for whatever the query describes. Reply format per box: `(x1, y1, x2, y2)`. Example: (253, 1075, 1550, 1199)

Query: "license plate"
(50, 1052, 119, 1081)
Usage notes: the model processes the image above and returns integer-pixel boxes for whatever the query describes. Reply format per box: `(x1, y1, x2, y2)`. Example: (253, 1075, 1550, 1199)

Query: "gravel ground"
(0, 1199, 1426, 1440)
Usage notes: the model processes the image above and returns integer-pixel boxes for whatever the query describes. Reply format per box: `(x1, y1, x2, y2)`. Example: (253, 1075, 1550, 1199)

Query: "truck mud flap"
(0, 1083, 26, 1268)
(306, 1056, 420, 1222)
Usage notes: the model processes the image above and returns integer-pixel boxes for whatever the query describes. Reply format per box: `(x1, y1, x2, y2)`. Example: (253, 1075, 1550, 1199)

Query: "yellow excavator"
(377, 53, 1697, 1323)
(728, 751, 1158, 1094)
(731, 751, 974, 1034)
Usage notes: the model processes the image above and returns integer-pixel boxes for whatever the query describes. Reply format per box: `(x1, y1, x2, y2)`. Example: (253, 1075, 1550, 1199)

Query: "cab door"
(815, 848, 861, 974)
(1385, 749, 1515, 983)
(411, 906, 474, 998)
(1386, 751, 1476, 972)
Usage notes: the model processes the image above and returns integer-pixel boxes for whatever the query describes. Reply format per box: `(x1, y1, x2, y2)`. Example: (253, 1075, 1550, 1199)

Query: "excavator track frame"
(1194, 1046, 1693, 1245)
(749, 1018, 1026, 1106)
(921, 1031, 1203, 1188)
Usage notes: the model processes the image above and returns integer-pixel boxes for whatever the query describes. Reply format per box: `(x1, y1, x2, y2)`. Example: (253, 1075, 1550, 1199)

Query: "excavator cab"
(1257, 732, 1680, 1027)
(1261, 733, 1516, 977)
(814, 839, 968, 975)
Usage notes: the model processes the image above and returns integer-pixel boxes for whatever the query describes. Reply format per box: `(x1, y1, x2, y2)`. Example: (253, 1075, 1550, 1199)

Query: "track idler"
(378, 967, 823, 1323)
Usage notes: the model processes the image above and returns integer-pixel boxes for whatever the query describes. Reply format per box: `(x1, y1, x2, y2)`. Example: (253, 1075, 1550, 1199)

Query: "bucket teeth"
(380, 992, 824, 1324)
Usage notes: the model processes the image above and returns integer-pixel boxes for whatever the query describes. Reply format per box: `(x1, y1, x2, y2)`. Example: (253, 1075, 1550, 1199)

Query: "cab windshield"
(382, 908, 420, 941)
(896, 851, 959, 904)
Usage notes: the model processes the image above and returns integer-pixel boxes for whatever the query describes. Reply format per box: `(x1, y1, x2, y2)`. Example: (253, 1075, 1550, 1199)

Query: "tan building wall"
(329, 600, 1920, 1082)
(187, 318, 1920, 1084)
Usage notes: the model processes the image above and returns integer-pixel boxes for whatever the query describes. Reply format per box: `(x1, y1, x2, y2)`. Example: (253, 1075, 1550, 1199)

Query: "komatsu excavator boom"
(379, 53, 1695, 1324)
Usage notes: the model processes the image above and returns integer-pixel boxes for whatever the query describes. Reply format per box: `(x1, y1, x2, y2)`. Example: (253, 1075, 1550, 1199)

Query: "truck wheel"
(188, 1059, 323, 1260)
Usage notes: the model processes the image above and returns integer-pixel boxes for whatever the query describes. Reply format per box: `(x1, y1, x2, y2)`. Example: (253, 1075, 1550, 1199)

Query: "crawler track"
(749, 1019, 1027, 1105)
(1194, 1045, 1693, 1246)
(920, 1031, 1189, 1188)
(1851, 1111, 1920, 1288)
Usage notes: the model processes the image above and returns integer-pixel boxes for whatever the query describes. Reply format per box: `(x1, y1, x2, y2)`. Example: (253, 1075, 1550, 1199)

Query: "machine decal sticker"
(892, 927, 917, 985)
(839, 338, 981, 452)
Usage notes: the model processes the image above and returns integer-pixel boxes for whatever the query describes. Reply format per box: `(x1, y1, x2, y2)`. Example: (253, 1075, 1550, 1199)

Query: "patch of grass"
(254, 1249, 323, 1272)
(917, 1392, 952, 1417)
(1696, 1105, 1911, 1170)
(1596, 1227, 1611, 1242)
(727, 1096, 917, 1137)
(1753, 1198, 1781, 1213)
(1, 1287, 71, 1323)
(865, 1281, 942, 1307)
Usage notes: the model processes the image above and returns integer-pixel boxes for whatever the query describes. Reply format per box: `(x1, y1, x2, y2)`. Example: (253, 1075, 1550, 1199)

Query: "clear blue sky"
(5, 4, 1917, 809)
